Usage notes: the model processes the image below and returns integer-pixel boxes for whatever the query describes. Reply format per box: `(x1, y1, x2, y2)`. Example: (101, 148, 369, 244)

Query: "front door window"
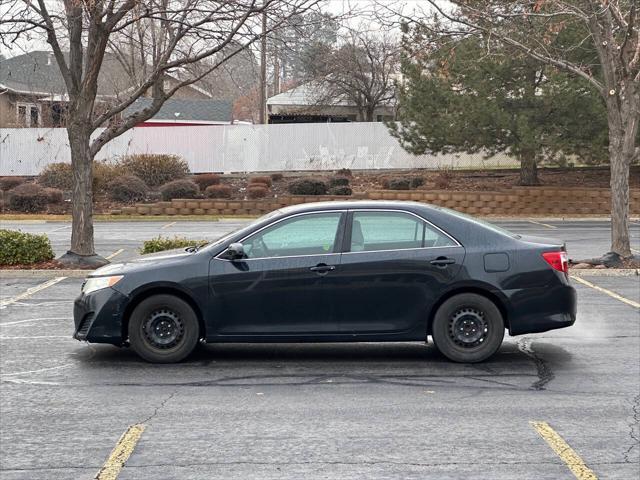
(242, 212, 343, 258)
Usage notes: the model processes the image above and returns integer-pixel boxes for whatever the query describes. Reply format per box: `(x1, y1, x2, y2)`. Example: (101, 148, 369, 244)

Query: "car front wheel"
(129, 294, 200, 363)
(431, 293, 505, 363)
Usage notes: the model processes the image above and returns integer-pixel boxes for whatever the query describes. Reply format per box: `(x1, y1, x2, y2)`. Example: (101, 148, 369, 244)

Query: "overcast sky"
(0, 0, 427, 59)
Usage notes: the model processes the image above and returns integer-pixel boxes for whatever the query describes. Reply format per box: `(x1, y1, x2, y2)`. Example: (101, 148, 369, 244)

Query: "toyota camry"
(74, 201, 576, 363)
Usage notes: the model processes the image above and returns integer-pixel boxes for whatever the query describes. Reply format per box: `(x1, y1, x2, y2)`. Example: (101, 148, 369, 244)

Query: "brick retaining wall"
(115, 187, 640, 216)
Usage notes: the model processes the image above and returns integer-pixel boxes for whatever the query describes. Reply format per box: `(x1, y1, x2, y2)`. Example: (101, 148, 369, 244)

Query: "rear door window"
(350, 211, 457, 252)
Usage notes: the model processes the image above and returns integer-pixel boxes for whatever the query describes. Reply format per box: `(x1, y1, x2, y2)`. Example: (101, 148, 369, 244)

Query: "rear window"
(438, 207, 520, 239)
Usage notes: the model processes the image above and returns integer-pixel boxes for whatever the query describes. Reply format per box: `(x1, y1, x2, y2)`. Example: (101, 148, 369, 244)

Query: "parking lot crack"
(516, 338, 555, 390)
(140, 389, 178, 425)
(624, 393, 640, 463)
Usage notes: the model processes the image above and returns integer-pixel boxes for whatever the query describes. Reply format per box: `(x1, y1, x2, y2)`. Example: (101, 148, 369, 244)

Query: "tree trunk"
(59, 123, 107, 267)
(519, 151, 539, 186)
(604, 81, 639, 259)
(365, 107, 376, 122)
(609, 146, 631, 257)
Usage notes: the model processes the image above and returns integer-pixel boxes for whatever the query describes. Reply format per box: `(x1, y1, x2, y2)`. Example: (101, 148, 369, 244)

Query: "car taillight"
(542, 251, 568, 274)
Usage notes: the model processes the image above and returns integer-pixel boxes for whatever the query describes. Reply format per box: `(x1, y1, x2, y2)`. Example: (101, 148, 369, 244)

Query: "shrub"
(93, 161, 122, 192)
(0, 176, 26, 191)
(249, 181, 270, 190)
(205, 184, 233, 198)
(140, 236, 209, 254)
(0, 229, 55, 265)
(270, 173, 284, 182)
(330, 186, 352, 196)
(247, 185, 268, 199)
(118, 154, 189, 187)
(410, 176, 425, 189)
(249, 176, 272, 188)
(43, 187, 63, 204)
(107, 175, 148, 203)
(382, 177, 411, 190)
(335, 168, 352, 177)
(287, 178, 328, 195)
(7, 183, 50, 212)
(328, 176, 350, 188)
(193, 173, 221, 190)
(434, 168, 454, 189)
(159, 179, 200, 200)
(38, 162, 73, 190)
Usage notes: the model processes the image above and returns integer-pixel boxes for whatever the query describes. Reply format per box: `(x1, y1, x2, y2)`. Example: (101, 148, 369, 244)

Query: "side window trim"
(344, 208, 462, 254)
(215, 210, 347, 261)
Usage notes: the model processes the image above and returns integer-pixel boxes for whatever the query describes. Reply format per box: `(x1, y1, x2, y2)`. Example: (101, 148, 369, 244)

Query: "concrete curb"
(569, 268, 639, 277)
(0, 270, 90, 278)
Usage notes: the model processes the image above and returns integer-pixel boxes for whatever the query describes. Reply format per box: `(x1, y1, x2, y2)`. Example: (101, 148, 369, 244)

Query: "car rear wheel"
(129, 294, 199, 363)
(431, 293, 504, 363)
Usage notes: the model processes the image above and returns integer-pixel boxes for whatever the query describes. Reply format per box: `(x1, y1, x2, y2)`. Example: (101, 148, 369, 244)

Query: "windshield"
(202, 210, 282, 250)
(438, 207, 520, 239)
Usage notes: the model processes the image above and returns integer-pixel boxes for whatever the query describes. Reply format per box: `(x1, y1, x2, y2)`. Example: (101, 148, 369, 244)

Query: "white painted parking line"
(571, 276, 640, 309)
(0, 363, 73, 377)
(527, 219, 557, 229)
(0, 317, 67, 327)
(0, 277, 66, 309)
(106, 249, 124, 260)
(161, 221, 176, 229)
(49, 225, 71, 233)
(0, 335, 70, 339)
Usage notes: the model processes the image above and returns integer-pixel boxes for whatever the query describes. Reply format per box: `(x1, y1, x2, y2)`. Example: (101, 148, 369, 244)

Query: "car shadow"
(68, 341, 573, 391)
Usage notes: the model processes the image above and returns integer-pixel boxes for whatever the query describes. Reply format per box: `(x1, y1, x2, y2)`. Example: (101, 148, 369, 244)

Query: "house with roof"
(266, 83, 397, 124)
(0, 51, 229, 128)
(124, 98, 232, 126)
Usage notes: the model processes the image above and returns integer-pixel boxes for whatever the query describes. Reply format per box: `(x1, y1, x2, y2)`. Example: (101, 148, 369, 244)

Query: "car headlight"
(82, 275, 123, 295)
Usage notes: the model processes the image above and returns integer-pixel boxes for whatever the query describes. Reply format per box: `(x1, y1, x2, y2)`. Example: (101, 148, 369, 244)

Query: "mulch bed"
(570, 257, 640, 270)
(0, 260, 94, 270)
(1, 166, 638, 215)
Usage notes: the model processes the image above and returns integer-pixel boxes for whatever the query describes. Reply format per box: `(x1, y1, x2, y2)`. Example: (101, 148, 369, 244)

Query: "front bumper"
(73, 287, 129, 345)
(507, 284, 577, 336)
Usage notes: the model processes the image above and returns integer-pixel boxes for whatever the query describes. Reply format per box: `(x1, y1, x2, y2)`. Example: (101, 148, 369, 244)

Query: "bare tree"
(301, 29, 400, 122)
(0, 0, 318, 266)
(394, 1, 638, 259)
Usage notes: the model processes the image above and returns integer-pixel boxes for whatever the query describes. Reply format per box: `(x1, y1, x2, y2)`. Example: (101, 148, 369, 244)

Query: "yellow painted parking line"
(105, 249, 124, 260)
(530, 421, 597, 480)
(0, 277, 66, 309)
(161, 221, 176, 229)
(528, 219, 557, 229)
(571, 276, 640, 309)
(96, 424, 145, 480)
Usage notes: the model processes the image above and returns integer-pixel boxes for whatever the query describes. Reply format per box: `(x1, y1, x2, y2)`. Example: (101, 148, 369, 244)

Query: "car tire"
(129, 294, 199, 363)
(431, 293, 504, 363)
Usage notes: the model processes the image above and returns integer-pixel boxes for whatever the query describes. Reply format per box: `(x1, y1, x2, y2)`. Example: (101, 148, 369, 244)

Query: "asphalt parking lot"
(1, 218, 639, 479)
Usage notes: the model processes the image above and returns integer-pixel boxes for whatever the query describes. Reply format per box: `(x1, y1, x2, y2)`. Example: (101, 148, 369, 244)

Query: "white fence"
(0, 123, 518, 176)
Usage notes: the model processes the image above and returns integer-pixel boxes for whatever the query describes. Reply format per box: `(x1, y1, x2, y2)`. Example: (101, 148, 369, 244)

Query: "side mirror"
(227, 242, 245, 260)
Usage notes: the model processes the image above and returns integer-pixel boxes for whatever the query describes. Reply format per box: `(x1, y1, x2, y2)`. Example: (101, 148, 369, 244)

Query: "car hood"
(89, 248, 195, 277)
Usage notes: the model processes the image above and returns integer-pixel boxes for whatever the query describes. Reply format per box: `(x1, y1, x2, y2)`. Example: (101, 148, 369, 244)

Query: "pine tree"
(390, 25, 608, 185)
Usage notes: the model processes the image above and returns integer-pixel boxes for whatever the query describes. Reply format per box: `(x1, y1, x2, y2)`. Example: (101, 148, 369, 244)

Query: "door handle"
(310, 264, 336, 274)
(430, 257, 456, 267)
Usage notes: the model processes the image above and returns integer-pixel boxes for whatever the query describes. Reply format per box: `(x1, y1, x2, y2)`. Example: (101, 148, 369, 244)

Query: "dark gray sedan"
(74, 201, 576, 363)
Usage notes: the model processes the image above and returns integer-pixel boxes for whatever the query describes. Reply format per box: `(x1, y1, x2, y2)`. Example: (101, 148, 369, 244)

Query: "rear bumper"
(73, 288, 129, 345)
(506, 283, 577, 336)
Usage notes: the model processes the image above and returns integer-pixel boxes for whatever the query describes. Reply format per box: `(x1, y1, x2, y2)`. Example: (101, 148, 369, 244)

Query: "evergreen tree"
(390, 24, 608, 185)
